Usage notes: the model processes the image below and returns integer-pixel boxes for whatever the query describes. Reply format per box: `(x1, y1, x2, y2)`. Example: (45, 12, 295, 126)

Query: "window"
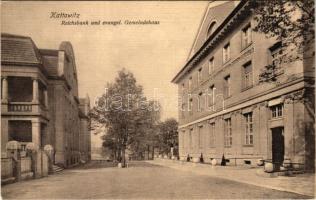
(224, 118, 232, 147)
(188, 77, 192, 90)
(223, 42, 231, 63)
(242, 23, 252, 49)
(243, 61, 253, 89)
(244, 112, 253, 145)
(9, 120, 32, 143)
(271, 104, 283, 118)
(198, 68, 202, 84)
(184, 131, 187, 149)
(179, 132, 182, 148)
(189, 128, 193, 149)
(267, 42, 285, 78)
(181, 103, 185, 118)
(181, 131, 185, 148)
(209, 57, 214, 74)
(269, 42, 283, 68)
(181, 83, 185, 117)
(198, 126, 203, 149)
(208, 85, 215, 107)
(189, 98, 193, 115)
(209, 122, 215, 147)
(198, 92, 203, 111)
(207, 21, 217, 38)
(224, 75, 231, 98)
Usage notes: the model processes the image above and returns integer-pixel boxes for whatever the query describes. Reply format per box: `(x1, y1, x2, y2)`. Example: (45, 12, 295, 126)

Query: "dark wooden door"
(272, 127, 284, 170)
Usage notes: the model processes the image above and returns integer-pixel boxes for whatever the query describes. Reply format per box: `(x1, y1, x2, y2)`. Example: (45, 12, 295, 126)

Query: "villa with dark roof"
(1, 33, 91, 167)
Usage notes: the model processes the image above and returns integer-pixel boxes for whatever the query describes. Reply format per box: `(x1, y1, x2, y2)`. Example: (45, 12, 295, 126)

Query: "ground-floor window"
(181, 131, 185, 148)
(271, 104, 283, 118)
(189, 128, 193, 149)
(198, 126, 203, 149)
(244, 112, 253, 145)
(209, 122, 215, 147)
(224, 118, 232, 147)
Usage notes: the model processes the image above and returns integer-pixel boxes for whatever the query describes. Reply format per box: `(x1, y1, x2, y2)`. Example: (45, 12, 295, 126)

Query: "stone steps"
(256, 168, 305, 178)
(52, 165, 64, 173)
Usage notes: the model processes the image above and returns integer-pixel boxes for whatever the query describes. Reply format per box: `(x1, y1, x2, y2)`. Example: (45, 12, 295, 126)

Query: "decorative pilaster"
(32, 120, 41, 148)
(32, 78, 39, 103)
(44, 90, 48, 108)
(283, 89, 306, 104)
(2, 77, 8, 103)
(259, 101, 268, 108)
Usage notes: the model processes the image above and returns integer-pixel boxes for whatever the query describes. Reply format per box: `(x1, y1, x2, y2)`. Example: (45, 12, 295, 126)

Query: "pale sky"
(1, 1, 208, 121)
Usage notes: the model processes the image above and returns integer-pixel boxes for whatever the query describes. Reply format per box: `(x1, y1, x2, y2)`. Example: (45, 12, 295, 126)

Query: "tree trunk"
(113, 148, 116, 161)
(117, 147, 121, 162)
(122, 146, 126, 168)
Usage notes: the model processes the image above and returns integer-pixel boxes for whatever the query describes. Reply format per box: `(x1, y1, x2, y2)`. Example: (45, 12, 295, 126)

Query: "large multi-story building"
(172, 1, 314, 171)
(1, 33, 91, 167)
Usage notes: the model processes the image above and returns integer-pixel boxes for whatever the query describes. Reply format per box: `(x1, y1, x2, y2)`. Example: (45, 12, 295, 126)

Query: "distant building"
(91, 131, 106, 160)
(172, 1, 314, 171)
(1, 33, 91, 167)
(79, 96, 91, 162)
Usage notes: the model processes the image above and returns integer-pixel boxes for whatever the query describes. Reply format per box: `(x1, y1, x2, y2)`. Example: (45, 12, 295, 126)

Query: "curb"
(147, 160, 315, 197)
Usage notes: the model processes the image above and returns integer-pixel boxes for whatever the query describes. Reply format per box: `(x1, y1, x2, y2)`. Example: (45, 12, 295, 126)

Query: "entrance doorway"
(271, 127, 284, 170)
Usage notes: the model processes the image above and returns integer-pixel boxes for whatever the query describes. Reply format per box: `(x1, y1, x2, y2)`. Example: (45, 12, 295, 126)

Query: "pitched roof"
(187, 1, 238, 60)
(171, 0, 248, 83)
(39, 49, 59, 57)
(1, 33, 42, 65)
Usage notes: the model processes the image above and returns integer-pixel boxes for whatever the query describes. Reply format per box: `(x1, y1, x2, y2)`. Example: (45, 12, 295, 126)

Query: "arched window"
(207, 21, 217, 38)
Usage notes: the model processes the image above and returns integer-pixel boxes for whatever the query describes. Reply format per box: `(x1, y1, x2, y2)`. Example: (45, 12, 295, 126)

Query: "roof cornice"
(1, 61, 50, 78)
(171, 0, 250, 84)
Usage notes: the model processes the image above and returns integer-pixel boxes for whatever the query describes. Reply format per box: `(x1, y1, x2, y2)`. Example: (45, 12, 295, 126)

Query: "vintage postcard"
(1, 0, 315, 199)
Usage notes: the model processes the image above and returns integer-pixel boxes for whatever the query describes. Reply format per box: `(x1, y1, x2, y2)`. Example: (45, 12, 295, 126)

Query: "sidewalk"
(147, 159, 315, 197)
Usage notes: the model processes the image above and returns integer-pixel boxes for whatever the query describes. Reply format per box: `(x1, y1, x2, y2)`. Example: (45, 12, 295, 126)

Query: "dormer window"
(207, 21, 217, 39)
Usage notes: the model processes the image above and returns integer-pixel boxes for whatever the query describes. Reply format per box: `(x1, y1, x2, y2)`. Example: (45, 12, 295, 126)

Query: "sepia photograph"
(0, 0, 315, 199)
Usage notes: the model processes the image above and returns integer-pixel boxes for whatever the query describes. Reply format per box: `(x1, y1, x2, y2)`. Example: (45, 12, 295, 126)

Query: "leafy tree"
(155, 118, 179, 156)
(128, 100, 161, 159)
(90, 69, 160, 166)
(252, 1, 315, 171)
(101, 128, 118, 160)
(251, 0, 314, 82)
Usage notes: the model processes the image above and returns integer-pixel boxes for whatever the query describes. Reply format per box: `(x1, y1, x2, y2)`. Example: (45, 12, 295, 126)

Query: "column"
(32, 120, 41, 148)
(258, 103, 269, 159)
(44, 90, 48, 108)
(32, 78, 39, 103)
(2, 77, 8, 103)
(1, 118, 8, 153)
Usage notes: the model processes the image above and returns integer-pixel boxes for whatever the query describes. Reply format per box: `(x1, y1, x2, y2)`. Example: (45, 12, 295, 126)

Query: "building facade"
(1, 33, 91, 167)
(172, 1, 315, 171)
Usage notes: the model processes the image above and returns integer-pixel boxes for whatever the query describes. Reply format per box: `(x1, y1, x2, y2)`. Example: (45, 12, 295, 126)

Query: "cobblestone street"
(1, 161, 312, 199)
